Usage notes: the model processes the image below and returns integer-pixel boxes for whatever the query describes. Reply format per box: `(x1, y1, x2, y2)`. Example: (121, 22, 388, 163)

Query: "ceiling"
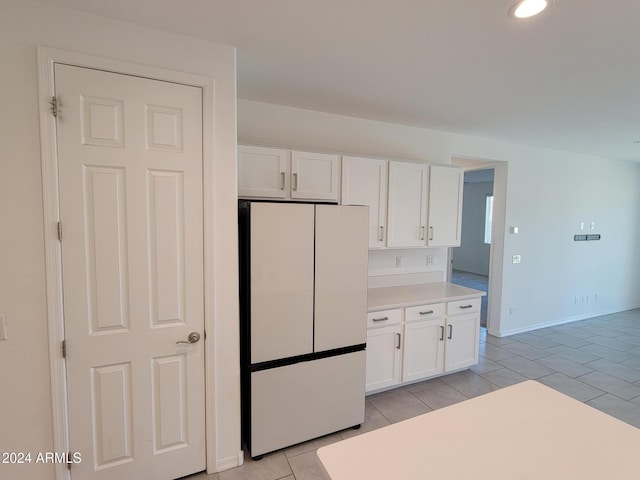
(42, 0, 640, 162)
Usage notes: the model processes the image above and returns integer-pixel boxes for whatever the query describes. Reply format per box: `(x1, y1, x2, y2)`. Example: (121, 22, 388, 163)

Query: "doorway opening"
(450, 169, 494, 327)
(449, 156, 507, 336)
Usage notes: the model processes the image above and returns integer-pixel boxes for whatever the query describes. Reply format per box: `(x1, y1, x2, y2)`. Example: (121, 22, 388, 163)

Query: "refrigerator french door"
(239, 201, 368, 458)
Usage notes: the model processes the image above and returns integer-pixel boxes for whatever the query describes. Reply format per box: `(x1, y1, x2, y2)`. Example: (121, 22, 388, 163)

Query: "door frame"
(37, 46, 217, 480)
(448, 157, 508, 336)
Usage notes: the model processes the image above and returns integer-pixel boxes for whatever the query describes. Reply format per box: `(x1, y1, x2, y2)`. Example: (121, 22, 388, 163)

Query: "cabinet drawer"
(367, 309, 402, 328)
(405, 303, 445, 322)
(447, 297, 481, 315)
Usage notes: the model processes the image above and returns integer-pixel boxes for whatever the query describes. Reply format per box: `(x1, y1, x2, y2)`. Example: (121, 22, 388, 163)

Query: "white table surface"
(317, 381, 640, 480)
(368, 282, 485, 311)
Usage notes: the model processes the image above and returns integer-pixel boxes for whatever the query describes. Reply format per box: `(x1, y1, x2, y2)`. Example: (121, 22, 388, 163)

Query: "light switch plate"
(0, 315, 7, 340)
(512, 255, 522, 264)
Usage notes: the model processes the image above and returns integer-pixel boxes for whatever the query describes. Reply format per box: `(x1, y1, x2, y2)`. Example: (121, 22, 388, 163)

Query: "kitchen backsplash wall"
(368, 247, 447, 288)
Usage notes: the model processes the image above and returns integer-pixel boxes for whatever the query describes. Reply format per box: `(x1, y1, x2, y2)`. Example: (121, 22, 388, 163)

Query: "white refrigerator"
(239, 201, 369, 458)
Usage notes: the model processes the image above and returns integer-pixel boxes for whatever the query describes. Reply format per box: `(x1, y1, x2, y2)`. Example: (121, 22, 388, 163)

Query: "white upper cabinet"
(238, 145, 290, 199)
(290, 151, 339, 201)
(238, 145, 339, 202)
(341, 156, 388, 248)
(387, 162, 429, 247)
(239, 145, 465, 247)
(427, 165, 464, 247)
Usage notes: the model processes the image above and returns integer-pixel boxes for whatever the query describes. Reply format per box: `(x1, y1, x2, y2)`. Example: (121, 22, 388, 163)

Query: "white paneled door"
(55, 64, 205, 480)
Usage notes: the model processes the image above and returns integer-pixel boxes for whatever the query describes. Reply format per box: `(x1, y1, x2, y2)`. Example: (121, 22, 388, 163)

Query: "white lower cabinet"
(365, 310, 402, 392)
(444, 313, 480, 371)
(402, 318, 445, 382)
(366, 298, 480, 393)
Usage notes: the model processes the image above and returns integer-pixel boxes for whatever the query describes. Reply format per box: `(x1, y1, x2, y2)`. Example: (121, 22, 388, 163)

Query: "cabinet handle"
(420, 226, 425, 240)
(429, 226, 434, 241)
(419, 310, 434, 315)
(396, 333, 401, 349)
(439, 326, 445, 341)
(448, 324, 453, 340)
(292, 172, 298, 191)
(379, 226, 384, 242)
(372, 316, 389, 322)
(459, 305, 473, 309)
(280, 172, 285, 190)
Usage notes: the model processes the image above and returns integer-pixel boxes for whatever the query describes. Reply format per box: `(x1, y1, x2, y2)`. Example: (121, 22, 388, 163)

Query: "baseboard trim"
(490, 305, 640, 338)
(215, 451, 244, 472)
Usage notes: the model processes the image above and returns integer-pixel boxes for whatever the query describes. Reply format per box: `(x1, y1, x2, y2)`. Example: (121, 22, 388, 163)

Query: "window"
(484, 195, 494, 244)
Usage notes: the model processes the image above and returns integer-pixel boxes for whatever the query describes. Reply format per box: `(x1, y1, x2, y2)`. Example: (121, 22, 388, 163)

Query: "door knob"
(176, 332, 201, 344)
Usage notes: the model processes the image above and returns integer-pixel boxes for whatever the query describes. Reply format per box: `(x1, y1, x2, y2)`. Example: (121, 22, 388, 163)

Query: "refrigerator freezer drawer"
(250, 350, 365, 457)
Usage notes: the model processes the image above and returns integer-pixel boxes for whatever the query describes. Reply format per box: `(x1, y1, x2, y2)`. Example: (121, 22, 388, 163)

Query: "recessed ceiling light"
(509, 0, 550, 19)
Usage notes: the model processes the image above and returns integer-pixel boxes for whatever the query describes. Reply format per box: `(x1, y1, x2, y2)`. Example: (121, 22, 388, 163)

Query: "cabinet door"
(403, 319, 445, 382)
(444, 313, 480, 372)
(314, 205, 369, 352)
(341, 156, 388, 248)
(366, 325, 402, 392)
(387, 162, 428, 247)
(238, 145, 289, 198)
(291, 151, 339, 201)
(427, 165, 464, 247)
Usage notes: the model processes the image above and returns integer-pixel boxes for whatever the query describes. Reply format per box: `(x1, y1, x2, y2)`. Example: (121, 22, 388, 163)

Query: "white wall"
(453, 181, 494, 276)
(238, 99, 640, 336)
(0, 1, 239, 478)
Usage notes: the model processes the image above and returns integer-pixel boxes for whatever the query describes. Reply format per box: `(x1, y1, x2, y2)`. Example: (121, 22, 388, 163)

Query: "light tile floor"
(186, 308, 640, 480)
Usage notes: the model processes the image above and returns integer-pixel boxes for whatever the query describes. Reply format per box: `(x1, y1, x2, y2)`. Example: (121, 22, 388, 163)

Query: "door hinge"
(57, 222, 62, 241)
(61, 340, 67, 359)
(50, 96, 58, 117)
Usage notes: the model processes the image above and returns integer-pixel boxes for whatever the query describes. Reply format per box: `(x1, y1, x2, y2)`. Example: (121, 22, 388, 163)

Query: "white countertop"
(318, 380, 640, 480)
(368, 282, 485, 311)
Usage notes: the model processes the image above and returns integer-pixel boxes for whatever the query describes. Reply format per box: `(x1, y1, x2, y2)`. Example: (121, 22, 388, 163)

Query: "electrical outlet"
(395, 256, 403, 267)
(512, 255, 521, 264)
(426, 255, 435, 265)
